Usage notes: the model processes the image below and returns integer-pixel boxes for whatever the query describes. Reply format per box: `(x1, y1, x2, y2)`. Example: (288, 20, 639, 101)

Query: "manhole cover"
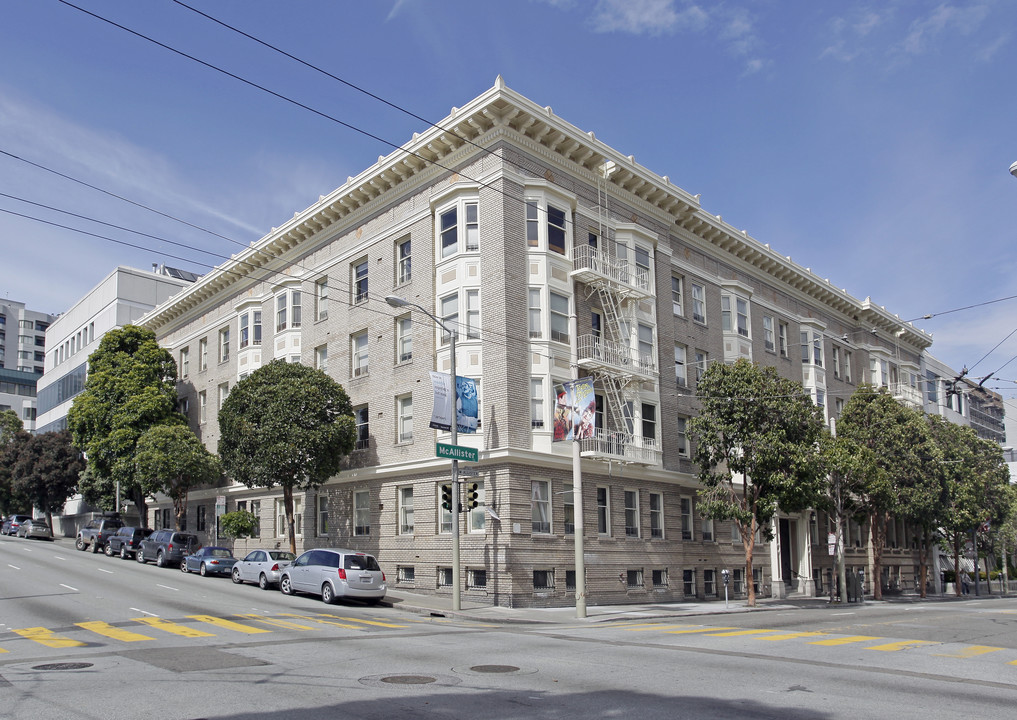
(31, 663, 93, 671)
(381, 675, 436, 685)
(470, 665, 519, 674)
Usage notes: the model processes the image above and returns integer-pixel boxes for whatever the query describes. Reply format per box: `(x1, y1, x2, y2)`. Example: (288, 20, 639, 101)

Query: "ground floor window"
(437, 567, 453, 587)
(397, 566, 415, 584)
(704, 569, 716, 596)
(566, 569, 577, 591)
(627, 569, 643, 589)
(683, 569, 696, 597)
(533, 569, 554, 591)
(468, 569, 487, 588)
(652, 569, 668, 588)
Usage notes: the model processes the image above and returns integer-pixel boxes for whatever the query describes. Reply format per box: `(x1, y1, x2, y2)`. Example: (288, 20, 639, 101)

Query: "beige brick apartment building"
(140, 78, 933, 607)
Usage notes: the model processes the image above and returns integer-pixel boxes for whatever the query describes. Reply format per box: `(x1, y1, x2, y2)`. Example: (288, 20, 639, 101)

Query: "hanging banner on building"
(429, 371, 479, 434)
(552, 376, 596, 442)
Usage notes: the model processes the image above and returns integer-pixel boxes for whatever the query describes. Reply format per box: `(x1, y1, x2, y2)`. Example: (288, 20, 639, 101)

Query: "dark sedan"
(180, 546, 237, 577)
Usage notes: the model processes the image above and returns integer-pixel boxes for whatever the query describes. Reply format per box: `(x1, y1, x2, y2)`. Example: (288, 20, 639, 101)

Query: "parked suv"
(279, 548, 386, 604)
(106, 526, 154, 559)
(137, 529, 200, 568)
(75, 514, 124, 553)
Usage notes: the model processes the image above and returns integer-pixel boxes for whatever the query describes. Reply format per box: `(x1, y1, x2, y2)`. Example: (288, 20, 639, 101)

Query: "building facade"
(0, 299, 57, 430)
(140, 80, 934, 607)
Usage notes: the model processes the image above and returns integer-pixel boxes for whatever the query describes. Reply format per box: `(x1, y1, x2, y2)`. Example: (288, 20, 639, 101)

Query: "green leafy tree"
(67, 325, 185, 519)
(837, 385, 935, 600)
(818, 430, 877, 602)
(135, 425, 221, 531)
(219, 510, 259, 539)
(932, 417, 1012, 595)
(11, 431, 86, 527)
(0, 409, 31, 514)
(218, 361, 356, 553)
(690, 358, 826, 607)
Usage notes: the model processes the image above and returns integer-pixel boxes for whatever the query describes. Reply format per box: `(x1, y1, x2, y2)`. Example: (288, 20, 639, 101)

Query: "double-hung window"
(398, 486, 414, 535)
(353, 490, 370, 535)
(396, 238, 412, 284)
(763, 315, 775, 352)
(352, 259, 368, 304)
(397, 394, 413, 442)
(396, 316, 413, 362)
(440, 293, 459, 344)
(314, 344, 328, 372)
(674, 344, 687, 387)
(649, 493, 664, 539)
(801, 329, 824, 367)
(354, 405, 369, 450)
(318, 495, 329, 536)
(465, 290, 480, 339)
(549, 292, 569, 343)
(199, 338, 208, 371)
(676, 417, 688, 457)
(641, 403, 656, 445)
(671, 274, 684, 316)
(564, 483, 574, 535)
(276, 290, 301, 332)
(531, 479, 550, 534)
(526, 196, 569, 254)
(681, 498, 693, 540)
(691, 283, 706, 324)
(597, 486, 610, 535)
(694, 350, 707, 384)
(315, 278, 329, 320)
(530, 377, 544, 428)
(239, 310, 261, 349)
(528, 289, 542, 338)
(624, 490, 639, 538)
(439, 200, 479, 258)
(179, 347, 189, 378)
(721, 295, 748, 337)
(351, 331, 368, 377)
(547, 205, 566, 255)
(219, 326, 230, 363)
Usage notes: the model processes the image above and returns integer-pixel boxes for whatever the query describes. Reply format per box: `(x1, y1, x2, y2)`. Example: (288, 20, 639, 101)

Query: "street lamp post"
(386, 295, 462, 612)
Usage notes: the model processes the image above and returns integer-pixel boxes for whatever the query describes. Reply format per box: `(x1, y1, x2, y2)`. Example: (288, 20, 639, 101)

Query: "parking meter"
(858, 569, 865, 603)
(721, 569, 730, 608)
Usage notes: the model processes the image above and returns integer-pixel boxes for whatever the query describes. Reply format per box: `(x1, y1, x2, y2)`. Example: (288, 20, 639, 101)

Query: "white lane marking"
(7, 564, 20, 570)
(97, 568, 114, 574)
(130, 607, 159, 617)
(54, 555, 67, 561)
(60, 584, 78, 591)
(156, 584, 179, 592)
(831, 612, 855, 616)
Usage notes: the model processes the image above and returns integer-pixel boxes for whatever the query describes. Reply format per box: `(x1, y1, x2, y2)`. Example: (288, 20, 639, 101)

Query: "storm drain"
(470, 665, 519, 674)
(382, 675, 437, 685)
(32, 663, 93, 671)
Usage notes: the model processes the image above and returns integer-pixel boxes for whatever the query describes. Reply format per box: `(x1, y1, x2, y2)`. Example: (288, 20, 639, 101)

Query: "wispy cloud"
(820, 8, 888, 62)
(589, 0, 708, 36)
(899, 2, 990, 55)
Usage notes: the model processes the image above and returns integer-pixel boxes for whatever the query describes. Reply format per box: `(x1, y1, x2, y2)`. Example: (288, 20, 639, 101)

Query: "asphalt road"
(4, 534, 1017, 720)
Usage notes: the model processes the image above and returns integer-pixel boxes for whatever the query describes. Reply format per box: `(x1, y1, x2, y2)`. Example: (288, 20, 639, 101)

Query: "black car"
(137, 529, 200, 568)
(106, 526, 154, 559)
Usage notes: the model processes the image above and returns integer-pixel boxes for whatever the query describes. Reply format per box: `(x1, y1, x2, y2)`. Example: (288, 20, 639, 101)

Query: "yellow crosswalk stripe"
(76, 621, 153, 643)
(281, 613, 364, 630)
(934, 645, 1004, 659)
(238, 614, 315, 630)
(188, 615, 272, 634)
(757, 632, 829, 642)
(809, 635, 882, 646)
(866, 640, 939, 652)
(133, 617, 215, 638)
(318, 614, 409, 629)
(0, 647, 8, 653)
(706, 629, 775, 637)
(12, 627, 86, 648)
(665, 626, 738, 635)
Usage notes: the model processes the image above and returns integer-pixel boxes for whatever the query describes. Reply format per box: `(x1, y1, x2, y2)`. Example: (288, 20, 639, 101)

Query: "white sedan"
(231, 549, 296, 589)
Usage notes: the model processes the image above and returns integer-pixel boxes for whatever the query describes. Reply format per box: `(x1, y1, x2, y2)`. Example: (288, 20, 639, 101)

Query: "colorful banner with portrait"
(552, 376, 596, 442)
(429, 371, 479, 434)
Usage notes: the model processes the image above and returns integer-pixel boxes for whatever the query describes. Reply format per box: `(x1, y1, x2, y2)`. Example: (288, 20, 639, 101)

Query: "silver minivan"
(279, 548, 386, 604)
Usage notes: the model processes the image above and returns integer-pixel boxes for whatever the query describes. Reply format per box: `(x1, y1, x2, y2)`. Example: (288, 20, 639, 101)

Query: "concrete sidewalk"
(381, 588, 1000, 624)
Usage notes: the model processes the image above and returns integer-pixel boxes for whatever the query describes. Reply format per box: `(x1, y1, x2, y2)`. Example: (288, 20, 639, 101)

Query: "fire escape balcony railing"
(576, 431, 661, 466)
(571, 245, 652, 299)
(576, 335, 657, 380)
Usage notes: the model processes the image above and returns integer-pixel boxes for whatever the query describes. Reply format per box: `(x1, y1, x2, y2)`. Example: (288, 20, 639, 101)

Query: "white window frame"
(531, 377, 544, 428)
(531, 479, 551, 534)
(239, 309, 262, 349)
(396, 237, 412, 284)
(528, 288, 542, 338)
(397, 393, 413, 443)
(649, 492, 664, 539)
(396, 316, 413, 363)
(354, 405, 369, 450)
(676, 416, 689, 457)
(351, 258, 368, 305)
(437, 198, 479, 259)
(674, 344, 687, 387)
(763, 315, 775, 352)
(179, 347, 189, 378)
(314, 344, 328, 373)
(549, 291, 569, 344)
(199, 337, 207, 371)
(691, 283, 706, 324)
(778, 321, 789, 358)
(217, 381, 229, 410)
(198, 390, 207, 424)
(351, 331, 369, 377)
(317, 494, 329, 536)
(353, 489, 370, 535)
(564, 482, 574, 535)
(624, 489, 640, 538)
(315, 277, 329, 321)
(671, 274, 684, 316)
(398, 486, 414, 535)
(681, 497, 693, 540)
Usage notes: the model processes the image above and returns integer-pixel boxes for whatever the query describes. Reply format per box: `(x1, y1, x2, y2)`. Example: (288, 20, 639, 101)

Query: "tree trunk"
(918, 527, 929, 599)
(283, 484, 297, 554)
(953, 533, 962, 597)
(834, 478, 847, 604)
(745, 514, 756, 608)
(870, 510, 886, 601)
(173, 492, 188, 532)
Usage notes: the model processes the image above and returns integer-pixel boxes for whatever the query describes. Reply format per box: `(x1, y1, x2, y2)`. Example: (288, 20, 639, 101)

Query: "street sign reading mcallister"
(435, 442, 478, 462)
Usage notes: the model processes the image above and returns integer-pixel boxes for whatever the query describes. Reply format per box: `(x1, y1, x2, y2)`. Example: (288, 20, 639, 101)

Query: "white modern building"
(0, 299, 57, 430)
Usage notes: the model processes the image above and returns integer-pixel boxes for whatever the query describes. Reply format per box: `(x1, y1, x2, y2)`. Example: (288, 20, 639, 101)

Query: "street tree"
(690, 358, 826, 607)
(11, 431, 86, 527)
(837, 385, 935, 600)
(67, 325, 185, 518)
(135, 424, 220, 531)
(219, 510, 259, 539)
(218, 360, 356, 553)
(818, 430, 876, 602)
(0, 409, 30, 515)
(931, 416, 1012, 595)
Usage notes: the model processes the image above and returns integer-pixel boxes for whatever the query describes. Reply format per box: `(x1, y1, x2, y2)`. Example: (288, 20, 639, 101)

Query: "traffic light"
(440, 484, 453, 511)
(465, 482, 479, 510)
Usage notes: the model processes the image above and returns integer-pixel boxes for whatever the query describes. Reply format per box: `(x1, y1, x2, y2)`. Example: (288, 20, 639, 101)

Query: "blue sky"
(1, 0, 1016, 396)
